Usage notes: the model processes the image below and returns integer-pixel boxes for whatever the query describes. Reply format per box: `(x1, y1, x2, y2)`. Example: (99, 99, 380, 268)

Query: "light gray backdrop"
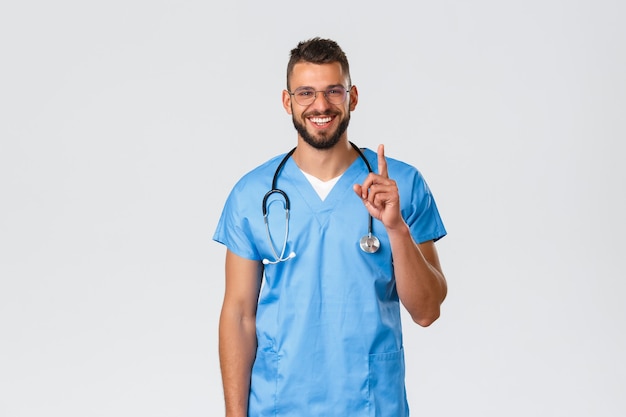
(1, 1, 624, 416)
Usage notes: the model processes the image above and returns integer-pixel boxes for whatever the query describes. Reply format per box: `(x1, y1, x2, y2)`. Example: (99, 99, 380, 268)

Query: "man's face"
(283, 62, 357, 150)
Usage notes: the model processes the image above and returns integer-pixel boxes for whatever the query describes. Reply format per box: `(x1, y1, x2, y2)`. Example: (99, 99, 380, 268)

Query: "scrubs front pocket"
(249, 350, 279, 417)
(368, 348, 409, 417)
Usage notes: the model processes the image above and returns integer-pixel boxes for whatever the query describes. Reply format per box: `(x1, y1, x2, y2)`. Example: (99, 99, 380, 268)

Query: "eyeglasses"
(288, 85, 351, 106)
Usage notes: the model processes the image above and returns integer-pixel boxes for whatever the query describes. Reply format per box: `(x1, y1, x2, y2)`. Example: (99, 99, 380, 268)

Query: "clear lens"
(293, 87, 316, 105)
(325, 87, 347, 104)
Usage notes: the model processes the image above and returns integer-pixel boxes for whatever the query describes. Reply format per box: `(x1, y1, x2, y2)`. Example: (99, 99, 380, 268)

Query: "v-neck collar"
(278, 154, 371, 226)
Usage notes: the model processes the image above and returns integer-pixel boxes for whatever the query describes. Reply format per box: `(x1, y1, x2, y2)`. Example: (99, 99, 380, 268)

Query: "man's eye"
(297, 90, 314, 97)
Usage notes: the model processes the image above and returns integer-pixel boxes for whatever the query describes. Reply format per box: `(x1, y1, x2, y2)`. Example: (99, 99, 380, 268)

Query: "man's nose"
(310, 91, 332, 109)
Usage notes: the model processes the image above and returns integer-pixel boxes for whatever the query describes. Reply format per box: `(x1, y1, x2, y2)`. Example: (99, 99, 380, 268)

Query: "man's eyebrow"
(295, 84, 345, 89)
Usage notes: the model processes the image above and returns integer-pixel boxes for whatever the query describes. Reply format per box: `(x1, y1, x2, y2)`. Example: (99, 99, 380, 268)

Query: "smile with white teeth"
(309, 116, 332, 125)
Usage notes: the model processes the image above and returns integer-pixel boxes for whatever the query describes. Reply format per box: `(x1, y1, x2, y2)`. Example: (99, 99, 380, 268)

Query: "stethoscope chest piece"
(360, 234, 380, 253)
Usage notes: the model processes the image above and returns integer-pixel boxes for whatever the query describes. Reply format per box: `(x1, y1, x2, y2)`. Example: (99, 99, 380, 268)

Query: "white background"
(1, 1, 624, 416)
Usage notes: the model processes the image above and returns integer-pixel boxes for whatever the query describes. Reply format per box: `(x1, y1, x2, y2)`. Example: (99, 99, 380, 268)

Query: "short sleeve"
(401, 169, 447, 244)
(213, 184, 261, 261)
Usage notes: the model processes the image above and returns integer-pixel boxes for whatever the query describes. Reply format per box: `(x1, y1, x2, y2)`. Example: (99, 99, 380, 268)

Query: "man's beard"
(292, 112, 350, 150)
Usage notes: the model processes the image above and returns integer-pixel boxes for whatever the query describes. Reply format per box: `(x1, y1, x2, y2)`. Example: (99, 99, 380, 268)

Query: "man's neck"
(291, 138, 359, 181)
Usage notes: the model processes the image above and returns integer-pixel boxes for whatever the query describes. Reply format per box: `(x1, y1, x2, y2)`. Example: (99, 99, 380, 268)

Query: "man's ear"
(282, 90, 293, 114)
(349, 85, 358, 111)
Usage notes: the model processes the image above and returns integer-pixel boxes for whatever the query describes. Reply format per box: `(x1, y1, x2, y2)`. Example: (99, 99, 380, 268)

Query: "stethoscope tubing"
(262, 142, 379, 264)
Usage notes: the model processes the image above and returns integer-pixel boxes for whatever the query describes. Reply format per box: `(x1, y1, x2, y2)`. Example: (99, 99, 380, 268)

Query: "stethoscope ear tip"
(262, 252, 296, 265)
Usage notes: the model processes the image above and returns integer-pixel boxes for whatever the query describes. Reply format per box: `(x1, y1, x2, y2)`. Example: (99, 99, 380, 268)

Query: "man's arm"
(385, 231, 446, 326)
(219, 249, 263, 417)
(353, 144, 447, 327)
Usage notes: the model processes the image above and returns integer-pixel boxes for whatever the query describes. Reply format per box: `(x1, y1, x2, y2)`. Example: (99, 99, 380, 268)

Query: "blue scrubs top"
(214, 148, 446, 417)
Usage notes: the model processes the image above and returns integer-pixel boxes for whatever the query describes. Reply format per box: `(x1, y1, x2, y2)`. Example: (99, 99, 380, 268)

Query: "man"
(214, 37, 447, 417)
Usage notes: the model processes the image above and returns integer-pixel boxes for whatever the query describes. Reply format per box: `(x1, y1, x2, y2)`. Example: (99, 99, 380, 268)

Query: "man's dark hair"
(286, 37, 351, 90)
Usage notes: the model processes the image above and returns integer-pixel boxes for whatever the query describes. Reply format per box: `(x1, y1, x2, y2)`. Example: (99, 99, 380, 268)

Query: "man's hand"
(353, 144, 404, 231)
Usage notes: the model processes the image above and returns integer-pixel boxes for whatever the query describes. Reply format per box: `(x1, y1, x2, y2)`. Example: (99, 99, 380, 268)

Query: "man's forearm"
(219, 313, 257, 417)
(388, 224, 447, 326)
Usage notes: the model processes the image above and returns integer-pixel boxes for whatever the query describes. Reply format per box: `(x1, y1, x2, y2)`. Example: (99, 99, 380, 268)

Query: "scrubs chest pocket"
(368, 348, 409, 417)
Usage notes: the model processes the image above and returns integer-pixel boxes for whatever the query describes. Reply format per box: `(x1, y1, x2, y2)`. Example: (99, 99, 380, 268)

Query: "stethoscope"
(261, 142, 380, 265)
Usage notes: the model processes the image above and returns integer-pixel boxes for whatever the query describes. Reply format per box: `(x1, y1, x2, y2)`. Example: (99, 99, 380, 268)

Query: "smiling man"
(214, 37, 448, 417)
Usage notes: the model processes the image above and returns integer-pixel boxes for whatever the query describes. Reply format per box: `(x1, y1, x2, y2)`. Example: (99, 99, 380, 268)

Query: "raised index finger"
(377, 144, 388, 178)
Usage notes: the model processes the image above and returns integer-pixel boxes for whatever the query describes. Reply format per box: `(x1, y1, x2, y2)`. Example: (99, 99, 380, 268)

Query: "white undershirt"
(301, 170, 342, 201)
